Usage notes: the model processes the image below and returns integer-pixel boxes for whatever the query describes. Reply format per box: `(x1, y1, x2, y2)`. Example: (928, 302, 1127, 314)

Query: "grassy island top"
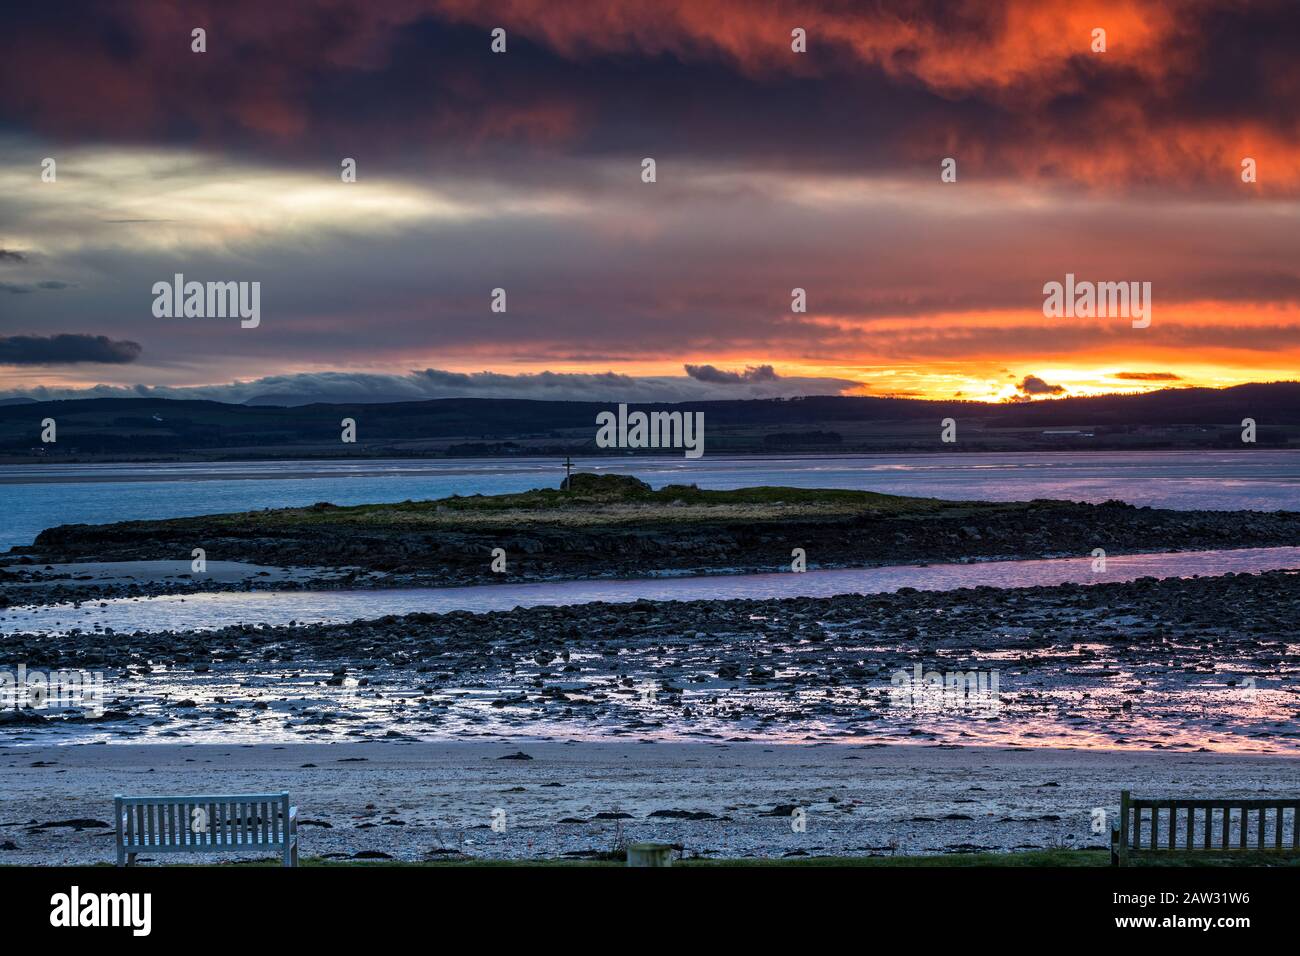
(170, 472, 1039, 531)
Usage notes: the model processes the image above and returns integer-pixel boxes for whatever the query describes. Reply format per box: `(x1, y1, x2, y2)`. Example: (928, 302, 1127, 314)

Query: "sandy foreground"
(1, 740, 1295, 864)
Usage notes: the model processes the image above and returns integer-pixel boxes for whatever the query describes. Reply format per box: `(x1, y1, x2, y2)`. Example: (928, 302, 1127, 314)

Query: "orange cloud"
(434, 0, 1180, 91)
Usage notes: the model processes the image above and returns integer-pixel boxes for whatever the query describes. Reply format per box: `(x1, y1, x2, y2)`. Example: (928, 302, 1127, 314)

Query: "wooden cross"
(562, 455, 574, 489)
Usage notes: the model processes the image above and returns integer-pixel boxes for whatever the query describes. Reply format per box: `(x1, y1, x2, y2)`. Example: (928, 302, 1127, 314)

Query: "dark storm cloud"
(1017, 375, 1066, 396)
(0, 249, 26, 263)
(0, 367, 860, 405)
(0, 334, 143, 365)
(1115, 372, 1181, 381)
(685, 364, 779, 384)
(1, 1, 1297, 191)
(0, 280, 72, 294)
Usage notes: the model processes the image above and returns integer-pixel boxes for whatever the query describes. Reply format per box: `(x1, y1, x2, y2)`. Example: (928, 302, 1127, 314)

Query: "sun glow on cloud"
(0, 138, 589, 257)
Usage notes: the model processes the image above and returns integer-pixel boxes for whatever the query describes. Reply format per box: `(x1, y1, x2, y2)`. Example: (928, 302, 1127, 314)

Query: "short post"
(1118, 790, 1131, 867)
(114, 796, 126, 867)
(626, 843, 674, 867)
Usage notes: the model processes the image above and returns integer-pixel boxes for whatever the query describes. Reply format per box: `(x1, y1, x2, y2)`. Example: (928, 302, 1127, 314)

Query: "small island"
(6, 473, 1300, 605)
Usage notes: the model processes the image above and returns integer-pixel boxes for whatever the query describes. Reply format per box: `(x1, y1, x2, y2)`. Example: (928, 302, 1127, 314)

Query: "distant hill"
(0, 382, 1296, 461)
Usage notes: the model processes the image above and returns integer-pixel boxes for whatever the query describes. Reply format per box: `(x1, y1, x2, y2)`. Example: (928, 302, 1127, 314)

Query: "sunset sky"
(1, 0, 1298, 405)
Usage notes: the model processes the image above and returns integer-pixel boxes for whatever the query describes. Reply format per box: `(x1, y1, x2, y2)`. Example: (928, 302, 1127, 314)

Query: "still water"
(2, 450, 1298, 552)
(6, 546, 1298, 636)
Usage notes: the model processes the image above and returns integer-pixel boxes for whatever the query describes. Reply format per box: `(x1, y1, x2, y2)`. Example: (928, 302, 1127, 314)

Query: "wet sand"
(2, 740, 1296, 864)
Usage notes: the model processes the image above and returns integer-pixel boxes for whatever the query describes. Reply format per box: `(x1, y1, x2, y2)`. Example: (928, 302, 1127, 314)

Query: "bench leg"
(116, 846, 125, 867)
(127, 853, 137, 867)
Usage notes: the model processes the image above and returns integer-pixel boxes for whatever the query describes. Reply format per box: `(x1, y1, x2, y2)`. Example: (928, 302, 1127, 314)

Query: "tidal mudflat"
(3, 570, 1296, 755)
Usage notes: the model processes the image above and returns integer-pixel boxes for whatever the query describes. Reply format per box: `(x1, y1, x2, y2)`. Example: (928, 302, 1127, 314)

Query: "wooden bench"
(115, 792, 299, 867)
(1112, 789, 1300, 865)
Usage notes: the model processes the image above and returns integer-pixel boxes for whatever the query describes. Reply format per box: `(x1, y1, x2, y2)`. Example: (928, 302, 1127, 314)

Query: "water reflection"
(6, 545, 1300, 636)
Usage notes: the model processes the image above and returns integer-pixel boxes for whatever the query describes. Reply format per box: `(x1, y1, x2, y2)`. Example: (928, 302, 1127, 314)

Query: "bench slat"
(117, 793, 287, 805)
(1131, 798, 1298, 810)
